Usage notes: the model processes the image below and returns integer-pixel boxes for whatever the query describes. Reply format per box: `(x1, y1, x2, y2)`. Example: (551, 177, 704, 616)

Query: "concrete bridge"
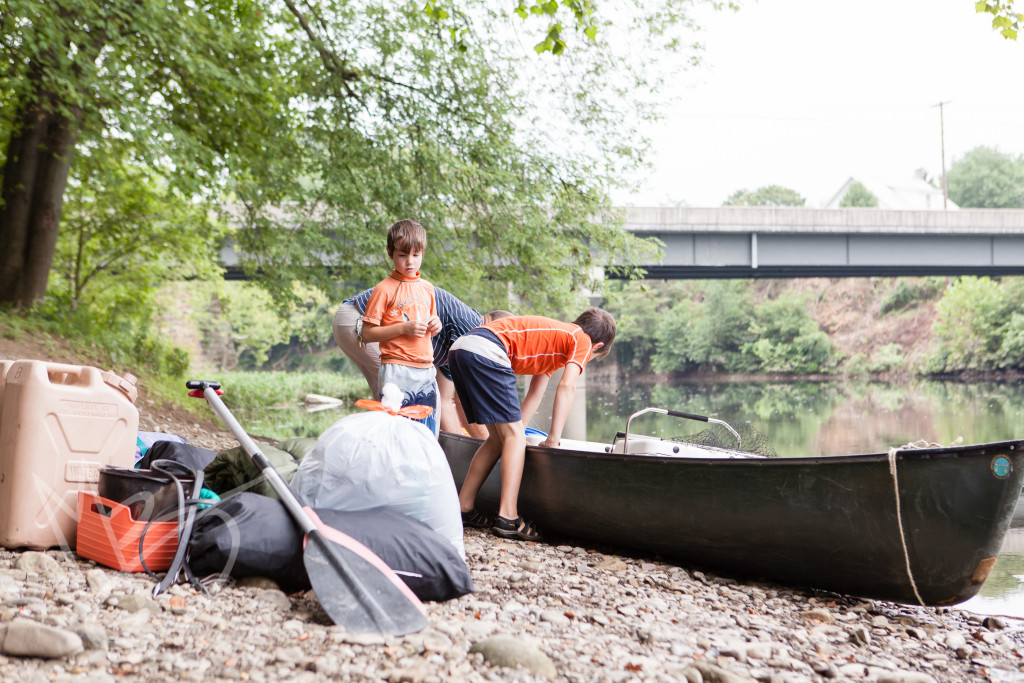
(221, 206, 1024, 280)
(617, 207, 1024, 279)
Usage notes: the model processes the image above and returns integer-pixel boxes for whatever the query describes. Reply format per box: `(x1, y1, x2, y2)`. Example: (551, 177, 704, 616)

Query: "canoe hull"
(440, 432, 1024, 605)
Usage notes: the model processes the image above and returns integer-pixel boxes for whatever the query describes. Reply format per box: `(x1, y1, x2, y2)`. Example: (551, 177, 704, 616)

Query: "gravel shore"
(3, 523, 1024, 683)
(2, 421, 1024, 682)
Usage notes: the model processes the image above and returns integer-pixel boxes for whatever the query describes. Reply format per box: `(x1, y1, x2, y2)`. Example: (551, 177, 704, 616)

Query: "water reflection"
(586, 378, 1024, 457)
(963, 527, 1024, 620)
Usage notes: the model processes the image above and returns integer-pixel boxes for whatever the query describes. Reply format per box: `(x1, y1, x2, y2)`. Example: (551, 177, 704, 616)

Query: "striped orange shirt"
(362, 270, 436, 368)
(484, 315, 595, 376)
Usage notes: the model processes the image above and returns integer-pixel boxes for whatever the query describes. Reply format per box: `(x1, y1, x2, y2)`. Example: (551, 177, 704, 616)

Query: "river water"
(580, 376, 1024, 620)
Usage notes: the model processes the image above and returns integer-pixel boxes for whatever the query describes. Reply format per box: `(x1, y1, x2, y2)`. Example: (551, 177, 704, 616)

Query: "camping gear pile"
(0, 361, 472, 636)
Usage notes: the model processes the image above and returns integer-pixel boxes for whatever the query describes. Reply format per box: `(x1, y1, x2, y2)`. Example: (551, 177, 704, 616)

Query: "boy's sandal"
(492, 515, 542, 541)
(461, 508, 493, 529)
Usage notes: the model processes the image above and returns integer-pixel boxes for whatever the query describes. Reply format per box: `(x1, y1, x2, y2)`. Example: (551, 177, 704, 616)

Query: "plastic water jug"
(0, 361, 139, 549)
(0, 359, 14, 419)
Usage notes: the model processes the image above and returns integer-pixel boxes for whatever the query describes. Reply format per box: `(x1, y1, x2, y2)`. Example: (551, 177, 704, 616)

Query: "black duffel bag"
(187, 492, 473, 602)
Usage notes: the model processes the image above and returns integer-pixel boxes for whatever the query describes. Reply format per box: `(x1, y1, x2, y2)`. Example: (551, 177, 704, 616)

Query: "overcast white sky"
(616, 0, 1024, 208)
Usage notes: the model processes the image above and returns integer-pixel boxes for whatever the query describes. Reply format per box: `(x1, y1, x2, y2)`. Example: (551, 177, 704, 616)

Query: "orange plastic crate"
(76, 491, 179, 572)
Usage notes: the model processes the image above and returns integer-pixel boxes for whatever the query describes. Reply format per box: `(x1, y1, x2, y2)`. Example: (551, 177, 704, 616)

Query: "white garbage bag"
(289, 410, 465, 558)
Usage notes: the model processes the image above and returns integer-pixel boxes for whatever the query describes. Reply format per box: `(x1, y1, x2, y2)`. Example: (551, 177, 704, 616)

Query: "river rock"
(85, 568, 112, 599)
(253, 588, 292, 611)
(877, 672, 938, 683)
(76, 623, 108, 651)
(106, 593, 160, 613)
(685, 660, 758, 682)
(237, 576, 282, 591)
(469, 635, 557, 679)
(14, 552, 60, 576)
(0, 618, 83, 658)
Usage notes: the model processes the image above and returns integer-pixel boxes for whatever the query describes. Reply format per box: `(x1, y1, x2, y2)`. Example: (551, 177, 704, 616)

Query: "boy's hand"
(406, 319, 430, 337)
(426, 315, 442, 336)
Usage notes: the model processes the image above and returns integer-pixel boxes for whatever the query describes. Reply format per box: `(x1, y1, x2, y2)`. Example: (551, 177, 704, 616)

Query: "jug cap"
(102, 371, 139, 403)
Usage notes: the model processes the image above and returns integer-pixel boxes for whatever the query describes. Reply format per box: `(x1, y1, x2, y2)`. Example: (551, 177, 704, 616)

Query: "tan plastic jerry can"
(0, 360, 139, 549)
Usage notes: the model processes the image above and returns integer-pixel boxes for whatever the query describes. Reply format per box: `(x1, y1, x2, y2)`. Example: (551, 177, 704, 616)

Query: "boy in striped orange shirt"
(448, 308, 616, 540)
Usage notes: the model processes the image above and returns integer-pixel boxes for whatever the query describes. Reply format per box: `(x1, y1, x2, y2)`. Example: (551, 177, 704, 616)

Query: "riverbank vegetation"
(603, 275, 1024, 379)
(7, 274, 1024, 390)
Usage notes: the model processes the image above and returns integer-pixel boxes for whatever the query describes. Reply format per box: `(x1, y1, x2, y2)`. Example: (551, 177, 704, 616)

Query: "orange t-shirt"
(484, 315, 595, 376)
(362, 270, 436, 368)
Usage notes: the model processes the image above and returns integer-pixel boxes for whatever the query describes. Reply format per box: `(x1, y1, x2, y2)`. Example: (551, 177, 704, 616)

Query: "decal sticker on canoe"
(991, 455, 1012, 479)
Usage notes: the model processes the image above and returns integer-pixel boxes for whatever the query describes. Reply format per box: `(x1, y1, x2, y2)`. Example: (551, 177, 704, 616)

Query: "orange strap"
(354, 399, 433, 420)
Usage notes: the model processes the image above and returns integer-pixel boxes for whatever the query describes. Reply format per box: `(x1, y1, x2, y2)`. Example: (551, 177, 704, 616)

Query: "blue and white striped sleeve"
(342, 288, 374, 314)
(432, 288, 483, 367)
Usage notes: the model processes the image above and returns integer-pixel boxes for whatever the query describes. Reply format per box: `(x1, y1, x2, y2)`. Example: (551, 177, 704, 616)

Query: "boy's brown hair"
(387, 219, 426, 256)
(485, 309, 513, 322)
(573, 307, 616, 351)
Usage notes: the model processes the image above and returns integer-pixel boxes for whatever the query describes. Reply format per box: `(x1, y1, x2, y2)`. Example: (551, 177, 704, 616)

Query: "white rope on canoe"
(888, 446, 927, 607)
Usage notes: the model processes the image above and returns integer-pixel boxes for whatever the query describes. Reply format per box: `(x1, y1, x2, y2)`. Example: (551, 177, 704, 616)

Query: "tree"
(1, 1, 708, 313)
(723, 185, 805, 207)
(839, 181, 878, 207)
(946, 146, 1024, 208)
(976, 1, 1022, 39)
(1, 1, 288, 308)
(51, 140, 224, 317)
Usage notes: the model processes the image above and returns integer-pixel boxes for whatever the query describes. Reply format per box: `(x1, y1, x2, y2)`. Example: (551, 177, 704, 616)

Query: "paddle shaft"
(189, 382, 314, 536)
(186, 379, 428, 635)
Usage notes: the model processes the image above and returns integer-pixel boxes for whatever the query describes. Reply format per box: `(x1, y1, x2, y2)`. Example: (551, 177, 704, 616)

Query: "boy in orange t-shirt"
(447, 308, 616, 540)
(360, 219, 442, 435)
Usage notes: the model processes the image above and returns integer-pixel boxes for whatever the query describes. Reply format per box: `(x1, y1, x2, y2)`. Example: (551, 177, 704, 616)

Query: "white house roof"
(823, 174, 959, 210)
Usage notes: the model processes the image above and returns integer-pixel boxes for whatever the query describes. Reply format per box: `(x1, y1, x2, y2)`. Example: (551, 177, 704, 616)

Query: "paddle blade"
(303, 528, 428, 636)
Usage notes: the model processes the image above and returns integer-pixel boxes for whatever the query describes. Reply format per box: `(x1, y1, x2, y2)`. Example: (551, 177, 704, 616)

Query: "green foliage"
(216, 370, 366, 410)
(946, 146, 1024, 209)
(722, 185, 806, 207)
(606, 281, 840, 375)
(158, 281, 336, 371)
(53, 142, 225, 315)
(3, 0, 705, 319)
(744, 292, 838, 374)
(652, 280, 755, 373)
(216, 0, 687, 317)
(843, 353, 869, 378)
(976, 1, 1022, 39)
(181, 370, 368, 440)
(997, 311, 1024, 368)
(931, 277, 1003, 371)
(839, 181, 878, 207)
(928, 276, 1024, 372)
(601, 279, 688, 370)
(868, 343, 904, 373)
(879, 277, 945, 315)
(0, 303, 190, 408)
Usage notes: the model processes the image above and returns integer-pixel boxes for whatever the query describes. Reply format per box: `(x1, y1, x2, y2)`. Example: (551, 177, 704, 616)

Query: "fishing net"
(668, 422, 778, 458)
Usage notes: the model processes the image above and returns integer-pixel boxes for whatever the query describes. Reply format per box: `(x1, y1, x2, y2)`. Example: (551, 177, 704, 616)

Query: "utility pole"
(932, 100, 952, 210)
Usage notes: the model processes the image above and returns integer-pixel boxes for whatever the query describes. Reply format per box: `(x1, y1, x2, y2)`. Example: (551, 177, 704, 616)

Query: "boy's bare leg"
(454, 391, 488, 439)
(458, 429, 502, 514)
(435, 372, 461, 433)
(494, 421, 527, 520)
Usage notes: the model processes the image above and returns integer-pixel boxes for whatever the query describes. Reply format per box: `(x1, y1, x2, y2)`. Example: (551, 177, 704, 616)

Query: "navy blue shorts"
(448, 337, 520, 425)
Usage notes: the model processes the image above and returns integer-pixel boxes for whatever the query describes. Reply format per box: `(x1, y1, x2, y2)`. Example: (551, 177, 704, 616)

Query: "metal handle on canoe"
(622, 407, 741, 455)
